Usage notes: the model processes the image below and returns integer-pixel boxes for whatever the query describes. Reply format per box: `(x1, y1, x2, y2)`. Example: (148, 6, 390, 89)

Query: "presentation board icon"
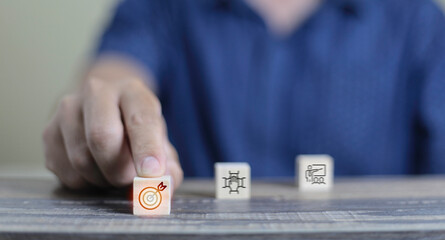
(305, 164, 326, 184)
(296, 155, 333, 192)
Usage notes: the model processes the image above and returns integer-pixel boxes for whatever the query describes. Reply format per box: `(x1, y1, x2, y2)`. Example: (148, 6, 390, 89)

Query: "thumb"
(164, 140, 184, 191)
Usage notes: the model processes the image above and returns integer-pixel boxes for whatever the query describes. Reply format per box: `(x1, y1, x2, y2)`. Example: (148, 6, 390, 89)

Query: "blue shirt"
(97, 0, 445, 177)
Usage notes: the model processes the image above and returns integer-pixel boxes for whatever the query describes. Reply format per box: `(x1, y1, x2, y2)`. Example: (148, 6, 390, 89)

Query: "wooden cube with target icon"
(133, 176, 171, 216)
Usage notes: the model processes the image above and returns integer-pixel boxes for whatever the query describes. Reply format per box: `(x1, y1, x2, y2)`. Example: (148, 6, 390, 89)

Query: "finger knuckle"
(126, 78, 145, 89)
(128, 112, 160, 129)
(128, 81, 162, 114)
(87, 127, 119, 152)
(70, 154, 92, 172)
(58, 95, 76, 114)
(84, 77, 105, 94)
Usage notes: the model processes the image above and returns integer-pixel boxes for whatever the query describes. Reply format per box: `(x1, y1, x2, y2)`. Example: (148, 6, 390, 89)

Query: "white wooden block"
(296, 155, 333, 192)
(133, 176, 171, 216)
(215, 162, 251, 199)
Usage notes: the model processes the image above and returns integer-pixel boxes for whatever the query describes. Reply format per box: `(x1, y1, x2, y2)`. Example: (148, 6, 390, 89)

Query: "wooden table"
(1, 176, 445, 239)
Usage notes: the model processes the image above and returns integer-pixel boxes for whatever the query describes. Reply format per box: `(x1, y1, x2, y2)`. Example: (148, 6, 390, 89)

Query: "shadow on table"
(51, 185, 133, 214)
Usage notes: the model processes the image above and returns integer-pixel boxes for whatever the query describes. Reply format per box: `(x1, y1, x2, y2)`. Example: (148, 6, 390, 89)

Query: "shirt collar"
(329, 0, 363, 18)
(206, 0, 363, 18)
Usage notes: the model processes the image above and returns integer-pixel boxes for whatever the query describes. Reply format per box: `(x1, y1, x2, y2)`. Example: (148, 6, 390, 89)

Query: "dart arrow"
(157, 182, 167, 191)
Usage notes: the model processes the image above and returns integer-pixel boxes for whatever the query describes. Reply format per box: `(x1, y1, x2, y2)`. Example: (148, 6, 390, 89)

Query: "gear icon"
(138, 182, 167, 210)
(222, 171, 246, 194)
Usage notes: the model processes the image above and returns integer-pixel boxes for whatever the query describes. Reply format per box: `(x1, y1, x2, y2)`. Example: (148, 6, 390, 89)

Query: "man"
(42, 0, 445, 191)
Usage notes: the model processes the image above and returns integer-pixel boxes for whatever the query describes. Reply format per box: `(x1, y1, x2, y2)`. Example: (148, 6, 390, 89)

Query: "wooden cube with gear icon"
(215, 162, 251, 199)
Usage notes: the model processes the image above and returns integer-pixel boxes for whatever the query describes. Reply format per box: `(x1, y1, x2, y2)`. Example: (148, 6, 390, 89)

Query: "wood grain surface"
(1, 176, 445, 239)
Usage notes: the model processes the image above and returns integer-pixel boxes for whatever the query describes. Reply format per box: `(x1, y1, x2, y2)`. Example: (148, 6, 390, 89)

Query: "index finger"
(119, 81, 167, 178)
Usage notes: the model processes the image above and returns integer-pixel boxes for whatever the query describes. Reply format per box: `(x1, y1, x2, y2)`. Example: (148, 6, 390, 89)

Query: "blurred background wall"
(0, 0, 117, 176)
(0, 0, 445, 177)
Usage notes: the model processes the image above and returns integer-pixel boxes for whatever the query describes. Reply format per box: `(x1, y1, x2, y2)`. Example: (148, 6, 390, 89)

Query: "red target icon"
(138, 182, 167, 210)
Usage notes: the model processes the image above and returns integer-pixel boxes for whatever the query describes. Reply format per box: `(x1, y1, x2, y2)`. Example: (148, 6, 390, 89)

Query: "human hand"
(42, 58, 183, 191)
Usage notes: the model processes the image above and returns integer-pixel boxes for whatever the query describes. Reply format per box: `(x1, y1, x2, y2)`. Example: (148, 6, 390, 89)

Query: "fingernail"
(141, 157, 161, 176)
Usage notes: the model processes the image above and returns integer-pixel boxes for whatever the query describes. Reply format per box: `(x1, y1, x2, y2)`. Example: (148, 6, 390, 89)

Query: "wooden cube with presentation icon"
(296, 155, 334, 192)
(133, 176, 171, 216)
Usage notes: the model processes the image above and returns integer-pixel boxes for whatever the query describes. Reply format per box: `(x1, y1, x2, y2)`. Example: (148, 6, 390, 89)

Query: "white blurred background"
(0, 0, 445, 177)
(0, 0, 117, 176)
